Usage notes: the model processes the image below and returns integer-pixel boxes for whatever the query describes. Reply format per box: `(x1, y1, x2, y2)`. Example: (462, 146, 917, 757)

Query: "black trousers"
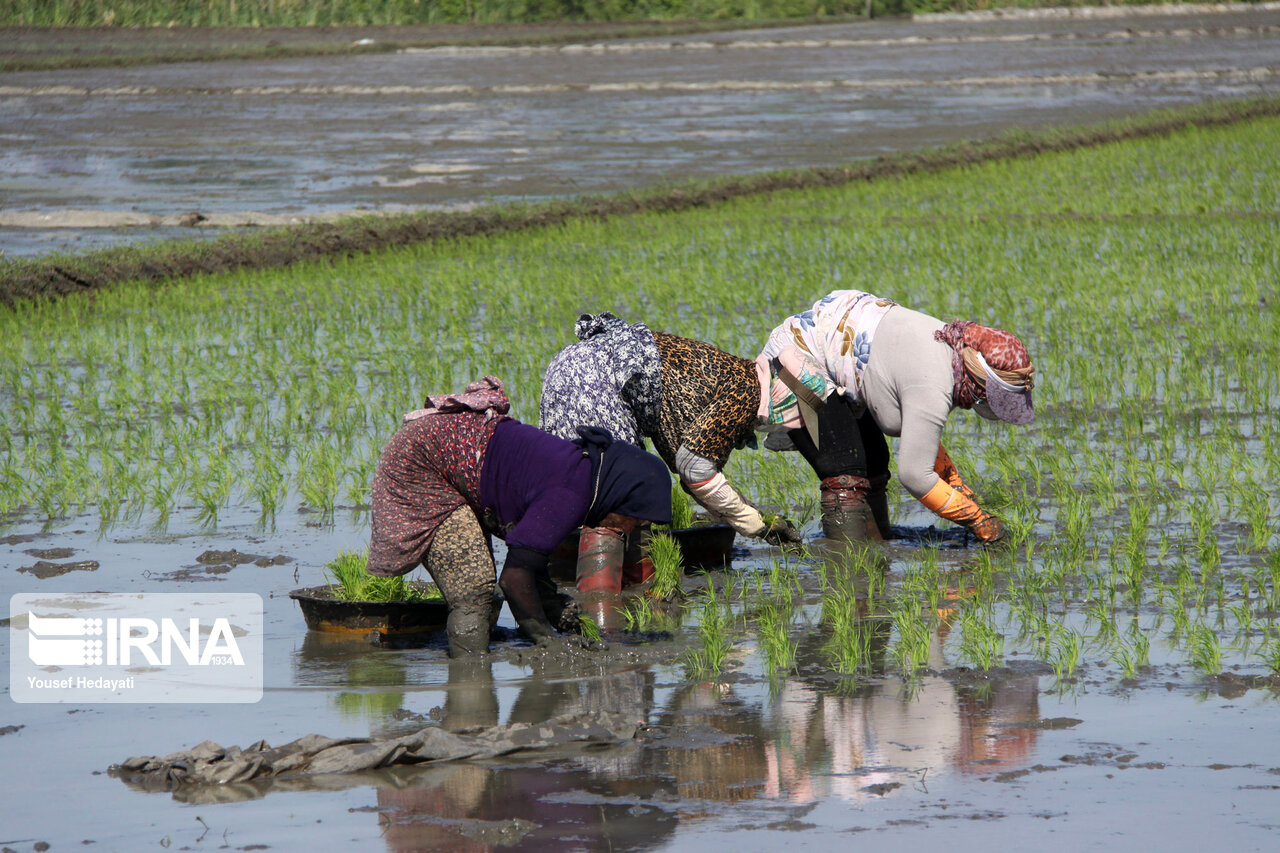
(787, 394, 890, 481)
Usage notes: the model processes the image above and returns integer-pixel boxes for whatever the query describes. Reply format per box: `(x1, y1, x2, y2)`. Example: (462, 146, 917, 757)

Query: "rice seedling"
(957, 604, 1004, 671)
(888, 596, 932, 675)
(647, 533, 685, 600)
(622, 595, 677, 633)
(1187, 622, 1223, 675)
(578, 614, 603, 643)
(684, 580, 734, 678)
(1263, 636, 1280, 675)
(1050, 628, 1083, 682)
(1111, 630, 1150, 680)
(755, 599, 798, 676)
(324, 551, 441, 602)
(658, 482, 695, 531)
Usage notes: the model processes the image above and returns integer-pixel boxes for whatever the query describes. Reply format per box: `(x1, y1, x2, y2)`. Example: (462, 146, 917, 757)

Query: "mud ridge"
(2, 94, 1277, 308)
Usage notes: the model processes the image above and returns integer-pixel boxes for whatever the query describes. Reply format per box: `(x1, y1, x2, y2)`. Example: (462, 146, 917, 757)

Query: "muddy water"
(2, 6, 1280, 257)
(4, 505, 1280, 850)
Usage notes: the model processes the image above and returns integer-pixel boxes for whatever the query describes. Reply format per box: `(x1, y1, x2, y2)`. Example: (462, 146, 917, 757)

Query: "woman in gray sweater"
(756, 290, 1036, 543)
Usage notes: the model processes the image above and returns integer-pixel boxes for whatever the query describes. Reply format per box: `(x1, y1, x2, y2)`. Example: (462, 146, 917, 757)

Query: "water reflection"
(282, 605, 1048, 848)
(352, 634, 1043, 849)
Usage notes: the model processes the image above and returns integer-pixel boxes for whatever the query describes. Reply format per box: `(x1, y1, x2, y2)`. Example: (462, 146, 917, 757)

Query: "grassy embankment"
(0, 0, 1256, 71)
(3, 0, 1225, 29)
(1, 100, 1277, 681)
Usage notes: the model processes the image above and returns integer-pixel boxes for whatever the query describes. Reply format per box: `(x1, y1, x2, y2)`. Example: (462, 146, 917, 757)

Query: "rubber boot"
(622, 524, 654, 587)
(866, 472, 893, 540)
(445, 606, 491, 658)
(819, 474, 882, 543)
(576, 526, 625, 595)
(577, 526, 626, 632)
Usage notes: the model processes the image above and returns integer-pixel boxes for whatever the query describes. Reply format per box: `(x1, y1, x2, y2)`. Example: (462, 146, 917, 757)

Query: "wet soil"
(17, 559, 99, 578)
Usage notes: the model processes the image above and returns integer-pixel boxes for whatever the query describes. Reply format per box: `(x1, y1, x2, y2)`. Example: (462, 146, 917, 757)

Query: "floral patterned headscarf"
(934, 321, 1035, 413)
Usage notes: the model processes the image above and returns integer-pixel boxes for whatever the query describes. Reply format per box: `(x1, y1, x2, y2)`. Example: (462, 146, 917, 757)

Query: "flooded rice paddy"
(5, 503, 1280, 850)
(3, 4, 1280, 256)
(3, 20, 1280, 849)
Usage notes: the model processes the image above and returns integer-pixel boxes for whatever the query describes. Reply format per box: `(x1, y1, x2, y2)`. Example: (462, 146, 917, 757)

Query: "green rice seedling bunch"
(1187, 622, 1223, 674)
(1050, 627, 1083, 682)
(685, 582, 733, 677)
(889, 596, 932, 675)
(647, 533, 685, 600)
(1111, 632, 1150, 680)
(1263, 635, 1280, 675)
(756, 598, 797, 676)
(957, 604, 1004, 671)
(622, 596, 676, 633)
(578, 614, 603, 643)
(1241, 488, 1273, 552)
(656, 482, 695, 530)
(325, 551, 441, 602)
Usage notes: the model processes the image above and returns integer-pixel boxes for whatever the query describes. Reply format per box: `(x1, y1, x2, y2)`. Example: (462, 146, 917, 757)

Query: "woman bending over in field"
(368, 377, 671, 656)
(757, 290, 1036, 544)
(539, 313, 802, 595)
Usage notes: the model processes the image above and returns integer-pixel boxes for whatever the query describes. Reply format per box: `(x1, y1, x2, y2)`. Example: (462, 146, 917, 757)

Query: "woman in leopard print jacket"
(539, 313, 800, 572)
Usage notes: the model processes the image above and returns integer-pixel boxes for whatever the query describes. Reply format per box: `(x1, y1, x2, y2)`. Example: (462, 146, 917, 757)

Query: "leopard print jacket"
(650, 331, 759, 473)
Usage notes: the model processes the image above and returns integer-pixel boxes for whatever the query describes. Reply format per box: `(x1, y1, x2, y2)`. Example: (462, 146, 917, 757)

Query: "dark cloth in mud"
(110, 712, 641, 796)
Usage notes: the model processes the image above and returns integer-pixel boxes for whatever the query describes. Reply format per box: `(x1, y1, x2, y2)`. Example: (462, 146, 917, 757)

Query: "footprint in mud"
(151, 550, 295, 582)
(24, 547, 76, 560)
(18, 560, 99, 579)
(196, 549, 295, 568)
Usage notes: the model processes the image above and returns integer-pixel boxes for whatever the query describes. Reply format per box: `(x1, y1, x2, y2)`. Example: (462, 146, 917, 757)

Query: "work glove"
(934, 445, 979, 503)
(919, 479, 1005, 544)
(758, 514, 803, 547)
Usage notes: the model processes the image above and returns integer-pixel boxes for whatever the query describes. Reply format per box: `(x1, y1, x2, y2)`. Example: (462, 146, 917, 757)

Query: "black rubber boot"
(866, 472, 893, 540)
(446, 606, 491, 658)
(819, 474, 882, 543)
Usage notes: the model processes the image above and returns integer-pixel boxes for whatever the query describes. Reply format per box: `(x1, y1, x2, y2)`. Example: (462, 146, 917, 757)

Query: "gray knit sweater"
(859, 306, 956, 499)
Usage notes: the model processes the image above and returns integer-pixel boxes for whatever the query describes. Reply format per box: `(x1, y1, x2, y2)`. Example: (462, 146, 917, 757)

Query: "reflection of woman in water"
(373, 656, 677, 853)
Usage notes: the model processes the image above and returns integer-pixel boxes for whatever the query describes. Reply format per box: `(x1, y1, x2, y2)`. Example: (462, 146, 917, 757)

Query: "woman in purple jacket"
(368, 378, 672, 657)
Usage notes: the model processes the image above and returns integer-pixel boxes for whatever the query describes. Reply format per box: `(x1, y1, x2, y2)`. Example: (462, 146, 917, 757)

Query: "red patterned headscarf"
(934, 321, 1035, 412)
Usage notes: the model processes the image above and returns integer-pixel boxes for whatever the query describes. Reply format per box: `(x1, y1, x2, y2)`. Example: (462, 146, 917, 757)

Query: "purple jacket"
(478, 419, 593, 555)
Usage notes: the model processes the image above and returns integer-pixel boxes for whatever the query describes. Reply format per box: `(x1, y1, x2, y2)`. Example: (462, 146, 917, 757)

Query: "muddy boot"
(866, 472, 894, 540)
(445, 606, 491, 658)
(819, 474, 882, 544)
(576, 526, 625, 595)
(622, 524, 654, 587)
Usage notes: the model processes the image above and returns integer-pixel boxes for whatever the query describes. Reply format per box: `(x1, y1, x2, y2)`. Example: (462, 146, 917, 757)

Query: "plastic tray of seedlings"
(290, 552, 448, 636)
